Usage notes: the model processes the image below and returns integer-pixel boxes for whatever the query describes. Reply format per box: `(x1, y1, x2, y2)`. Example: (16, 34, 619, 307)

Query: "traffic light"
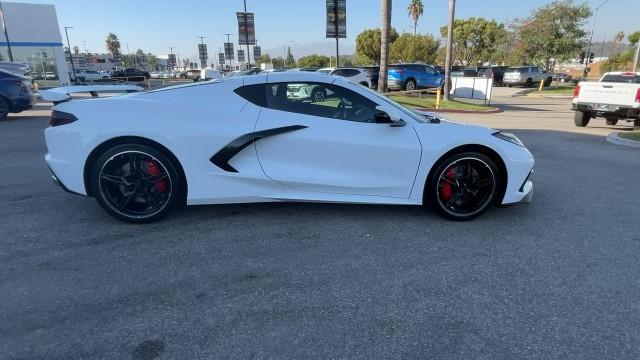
(589, 52, 595, 64)
(579, 51, 586, 64)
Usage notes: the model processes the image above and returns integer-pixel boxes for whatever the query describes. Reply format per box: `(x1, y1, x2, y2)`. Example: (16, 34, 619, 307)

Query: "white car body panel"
(45, 72, 534, 212)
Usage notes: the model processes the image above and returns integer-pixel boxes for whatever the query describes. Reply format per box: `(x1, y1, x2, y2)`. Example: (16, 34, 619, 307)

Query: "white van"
(200, 68, 222, 81)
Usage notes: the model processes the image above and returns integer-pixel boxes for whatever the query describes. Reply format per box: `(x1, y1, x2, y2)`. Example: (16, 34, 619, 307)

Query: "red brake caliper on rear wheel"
(441, 166, 457, 201)
(146, 160, 167, 193)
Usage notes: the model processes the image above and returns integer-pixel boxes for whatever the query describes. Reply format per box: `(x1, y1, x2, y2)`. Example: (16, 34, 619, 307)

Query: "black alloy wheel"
(429, 152, 500, 220)
(91, 144, 182, 223)
(405, 79, 416, 91)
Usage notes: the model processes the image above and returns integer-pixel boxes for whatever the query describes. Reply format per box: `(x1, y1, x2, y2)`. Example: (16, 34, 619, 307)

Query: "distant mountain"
(263, 41, 355, 59)
(589, 41, 631, 58)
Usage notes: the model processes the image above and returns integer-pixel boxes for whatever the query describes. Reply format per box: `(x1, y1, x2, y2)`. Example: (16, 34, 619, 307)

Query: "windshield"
(317, 69, 331, 74)
(359, 86, 428, 123)
(601, 74, 640, 84)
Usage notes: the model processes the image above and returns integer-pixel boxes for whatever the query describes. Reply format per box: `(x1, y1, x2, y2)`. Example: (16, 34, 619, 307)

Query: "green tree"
(389, 33, 440, 63)
(272, 56, 285, 69)
(285, 46, 295, 67)
(407, 0, 424, 36)
(511, 0, 591, 70)
(105, 33, 121, 57)
(600, 31, 639, 72)
(147, 53, 157, 70)
(355, 27, 399, 65)
(297, 54, 330, 68)
(440, 17, 507, 66)
(256, 53, 271, 67)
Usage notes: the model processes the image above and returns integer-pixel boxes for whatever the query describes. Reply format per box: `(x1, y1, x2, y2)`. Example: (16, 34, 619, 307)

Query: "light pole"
(64, 26, 76, 81)
(168, 46, 175, 70)
(583, 0, 613, 78)
(223, 33, 233, 70)
(634, 40, 640, 72)
(197, 36, 207, 69)
(243, 0, 251, 68)
(0, 2, 14, 62)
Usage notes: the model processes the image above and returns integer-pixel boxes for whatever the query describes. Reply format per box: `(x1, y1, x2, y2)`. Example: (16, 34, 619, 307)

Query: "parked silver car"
(503, 66, 553, 88)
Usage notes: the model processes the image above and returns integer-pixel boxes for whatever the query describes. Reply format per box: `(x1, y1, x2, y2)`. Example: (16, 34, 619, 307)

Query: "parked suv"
(503, 66, 553, 87)
(317, 67, 374, 88)
(0, 69, 37, 120)
(387, 64, 444, 91)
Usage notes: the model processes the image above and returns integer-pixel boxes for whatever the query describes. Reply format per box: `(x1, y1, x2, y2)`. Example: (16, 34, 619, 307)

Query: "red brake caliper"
(146, 160, 167, 193)
(441, 166, 457, 201)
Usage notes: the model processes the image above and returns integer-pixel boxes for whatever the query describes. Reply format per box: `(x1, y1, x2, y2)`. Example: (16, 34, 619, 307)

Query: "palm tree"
(378, 0, 392, 93)
(407, 0, 424, 36)
(105, 33, 121, 57)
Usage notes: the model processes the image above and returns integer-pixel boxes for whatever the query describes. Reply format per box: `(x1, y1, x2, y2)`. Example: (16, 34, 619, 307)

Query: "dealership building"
(0, 1, 70, 84)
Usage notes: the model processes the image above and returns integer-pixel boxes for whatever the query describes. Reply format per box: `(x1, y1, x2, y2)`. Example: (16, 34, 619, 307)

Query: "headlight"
(492, 131, 524, 147)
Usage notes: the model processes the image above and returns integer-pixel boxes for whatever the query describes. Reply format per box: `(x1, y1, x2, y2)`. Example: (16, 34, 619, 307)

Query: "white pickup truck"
(572, 72, 640, 127)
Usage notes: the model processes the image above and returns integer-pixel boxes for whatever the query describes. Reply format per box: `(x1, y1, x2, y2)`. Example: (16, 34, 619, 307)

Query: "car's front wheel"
(574, 111, 590, 127)
(90, 143, 183, 223)
(427, 152, 501, 221)
(405, 79, 416, 91)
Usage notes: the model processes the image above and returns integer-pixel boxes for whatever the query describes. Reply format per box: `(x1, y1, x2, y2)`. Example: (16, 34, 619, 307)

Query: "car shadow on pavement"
(497, 104, 555, 112)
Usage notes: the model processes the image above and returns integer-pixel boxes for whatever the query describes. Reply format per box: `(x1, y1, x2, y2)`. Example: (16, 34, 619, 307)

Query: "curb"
(606, 132, 640, 148)
(414, 107, 502, 114)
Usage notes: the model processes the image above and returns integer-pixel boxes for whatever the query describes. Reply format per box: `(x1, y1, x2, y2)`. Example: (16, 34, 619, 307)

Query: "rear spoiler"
(39, 84, 144, 103)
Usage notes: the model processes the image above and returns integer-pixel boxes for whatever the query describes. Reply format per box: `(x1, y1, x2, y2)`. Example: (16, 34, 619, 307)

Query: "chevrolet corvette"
(44, 72, 534, 223)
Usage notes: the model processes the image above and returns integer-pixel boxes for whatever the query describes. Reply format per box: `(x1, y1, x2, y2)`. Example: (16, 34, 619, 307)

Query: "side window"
(265, 82, 378, 123)
(424, 66, 436, 75)
(529, 67, 538, 73)
(342, 69, 359, 77)
(234, 84, 267, 107)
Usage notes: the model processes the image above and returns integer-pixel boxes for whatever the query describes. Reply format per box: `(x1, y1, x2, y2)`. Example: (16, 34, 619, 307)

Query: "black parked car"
(0, 69, 37, 120)
(111, 68, 150, 82)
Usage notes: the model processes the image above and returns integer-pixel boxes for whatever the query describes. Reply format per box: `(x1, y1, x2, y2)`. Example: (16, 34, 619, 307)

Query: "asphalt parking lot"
(1, 91, 640, 359)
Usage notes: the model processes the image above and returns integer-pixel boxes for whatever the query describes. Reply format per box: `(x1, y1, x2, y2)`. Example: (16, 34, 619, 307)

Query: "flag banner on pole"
(237, 12, 256, 45)
(237, 49, 245, 63)
(218, 52, 225, 65)
(224, 42, 235, 60)
(326, 0, 346, 38)
(253, 46, 261, 61)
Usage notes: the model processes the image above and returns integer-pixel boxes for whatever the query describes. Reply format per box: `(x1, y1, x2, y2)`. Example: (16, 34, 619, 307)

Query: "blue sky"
(8, 0, 639, 60)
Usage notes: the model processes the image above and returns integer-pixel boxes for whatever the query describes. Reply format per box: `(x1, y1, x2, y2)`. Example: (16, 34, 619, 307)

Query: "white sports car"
(44, 72, 534, 223)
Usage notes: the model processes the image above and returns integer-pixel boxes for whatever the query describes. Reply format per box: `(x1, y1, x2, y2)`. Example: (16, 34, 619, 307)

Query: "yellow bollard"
(538, 79, 544, 96)
(435, 87, 441, 110)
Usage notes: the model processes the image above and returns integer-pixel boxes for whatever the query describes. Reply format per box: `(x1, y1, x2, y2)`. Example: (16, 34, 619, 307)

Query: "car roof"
(266, 71, 338, 83)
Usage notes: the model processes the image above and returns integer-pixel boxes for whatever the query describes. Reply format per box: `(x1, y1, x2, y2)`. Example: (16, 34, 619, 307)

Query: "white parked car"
(200, 68, 222, 81)
(317, 67, 374, 88)
(75, 70, 109, 82)
(572, 72, 640, 127)
(44, 72, 534, 223)
(503, 66, 553, 88)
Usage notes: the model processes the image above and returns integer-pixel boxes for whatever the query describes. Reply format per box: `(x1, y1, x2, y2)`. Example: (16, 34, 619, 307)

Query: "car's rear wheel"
(574, 111, 590, 127)
(544, 77, 552, 87)
(405, 79, 416, 91)
(0, 98, 9, 120)
(427, 152, 500, 221)
(605, 118, 618, 126)
(90, 143, 183, 223)
(525, 78, 533, 87)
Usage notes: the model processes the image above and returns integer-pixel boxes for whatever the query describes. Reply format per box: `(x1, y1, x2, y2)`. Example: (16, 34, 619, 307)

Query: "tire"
(426, 152, 501, 221)
(404, 79, 416, 91)
(90, 143, 184, 223)
(525, 78, 533, 88)
(544, 77, 552, 87)
(605, 118, 618, 126)
(507, 84, 512, 88)
(574, 111, 590, 127)
(0, 98, 9, 121)
(311, 88, 326, 102)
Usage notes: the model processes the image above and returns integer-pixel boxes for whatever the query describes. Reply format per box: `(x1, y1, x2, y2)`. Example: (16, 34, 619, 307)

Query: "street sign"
(237, 12, 256, 45)
(326, 0, 346, 38)
(167, 53, 176, 67)
(253, 45, 261, 61)
(238, 49, 245, 63)
(224, 42, 234, 60)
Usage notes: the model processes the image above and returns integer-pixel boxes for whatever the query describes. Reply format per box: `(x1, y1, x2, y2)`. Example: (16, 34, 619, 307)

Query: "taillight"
(573, 84, 580, 98)
(636, 88, 640, 103)
(49, 110, 78, 127)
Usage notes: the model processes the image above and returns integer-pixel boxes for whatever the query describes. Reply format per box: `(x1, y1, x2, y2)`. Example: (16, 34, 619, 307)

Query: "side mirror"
(375, 105, 405, 127)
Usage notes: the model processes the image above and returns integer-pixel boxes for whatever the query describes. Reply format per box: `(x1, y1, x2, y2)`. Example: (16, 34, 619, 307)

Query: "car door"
(253, 80, 422, 198)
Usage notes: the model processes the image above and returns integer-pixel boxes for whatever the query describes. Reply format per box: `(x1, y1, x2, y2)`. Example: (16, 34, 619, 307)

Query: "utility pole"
(223, 33, 233, 70)
(443, 0, 456, 101)
(82, 40, 87, 54)
(243, 0, 251, 68)
(334, 0, 339, 68)
(64, 26, 76, 81)
(0, 2, 13, 62)
(583, 0, 612, 78)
